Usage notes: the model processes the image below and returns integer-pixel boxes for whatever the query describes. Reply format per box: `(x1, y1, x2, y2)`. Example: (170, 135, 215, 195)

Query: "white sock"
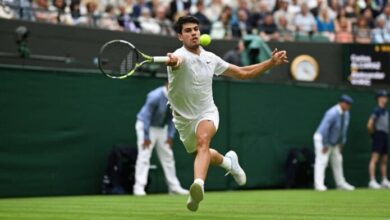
(220, 156, 232, 170)
(194, 178, 204, 187)
(382, 176, 389, 182)
(370, 177, 377, 181)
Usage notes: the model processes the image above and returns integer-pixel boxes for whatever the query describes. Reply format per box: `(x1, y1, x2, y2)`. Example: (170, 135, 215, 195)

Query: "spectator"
(99, 4, 123, 31)
(132, 0, 151, 18)
(367, 90, 390, 189)
(168, 0, 192, 21)
(334, 16, 354, 42)
(316, 7, 335, 41)
(117, 5, 141, 32)
(313, 94, 355, 191)
(231, 8, 253, 38)
(377, 3, 390, 30)
(210, 5, 233, 39)
(251, 1, 271, 27)
(53, 0, 73, 24)
(371, 16, 390, 42)
(294, 3, 317, 35)
(310, 0, 326, 17)
(288, 0, 301, 15)
(69, 0, 83, 24)
(138, 7, 160, 34)
(33, 0, 58, 23)
(362, 7, 376, 28)
(277, 16, 295, 41)
(155, 5, 175, 36)
(204, 0, 225, 22)
(353, 15, 372, 43)
(259, 12, 280, 41)
(344, 0, 358, 23)
(273, 0, 294, 31)
(82, 1, 100, 27)
(192, 0, 211, 34)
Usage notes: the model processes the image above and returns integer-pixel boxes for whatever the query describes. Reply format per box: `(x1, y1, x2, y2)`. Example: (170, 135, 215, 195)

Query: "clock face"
(290, 55, 319, 82)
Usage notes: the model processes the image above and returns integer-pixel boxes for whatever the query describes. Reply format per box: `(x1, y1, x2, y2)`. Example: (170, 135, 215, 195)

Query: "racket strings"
(100, 42, 137, 78)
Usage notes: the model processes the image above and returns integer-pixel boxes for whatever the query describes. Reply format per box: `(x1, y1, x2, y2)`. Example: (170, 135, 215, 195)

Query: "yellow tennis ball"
(199, 34, 211, 46)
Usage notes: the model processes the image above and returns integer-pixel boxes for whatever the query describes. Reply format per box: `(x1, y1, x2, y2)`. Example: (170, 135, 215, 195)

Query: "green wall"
(0, 68, 386, 197)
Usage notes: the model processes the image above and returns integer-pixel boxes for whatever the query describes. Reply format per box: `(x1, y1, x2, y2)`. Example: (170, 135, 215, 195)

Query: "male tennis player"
(165, 15, 288, 212)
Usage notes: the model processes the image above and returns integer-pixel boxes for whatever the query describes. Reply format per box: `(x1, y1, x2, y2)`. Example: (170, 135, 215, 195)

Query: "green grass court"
(0, 189, 389, 220)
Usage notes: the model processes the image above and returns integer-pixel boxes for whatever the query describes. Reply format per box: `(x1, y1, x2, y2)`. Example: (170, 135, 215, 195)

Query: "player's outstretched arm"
(223, 48, 289, 80)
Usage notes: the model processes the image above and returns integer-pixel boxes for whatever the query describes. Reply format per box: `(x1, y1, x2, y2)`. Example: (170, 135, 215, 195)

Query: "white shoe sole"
(186, 183, 203, 212)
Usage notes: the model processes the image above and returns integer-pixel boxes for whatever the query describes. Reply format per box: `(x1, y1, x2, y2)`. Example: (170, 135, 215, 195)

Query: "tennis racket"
(98, 40, 169, 79)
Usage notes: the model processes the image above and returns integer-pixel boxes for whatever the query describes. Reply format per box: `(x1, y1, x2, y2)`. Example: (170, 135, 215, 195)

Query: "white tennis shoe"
(225, 150, 247, 186)
(186, 181, 204, 212)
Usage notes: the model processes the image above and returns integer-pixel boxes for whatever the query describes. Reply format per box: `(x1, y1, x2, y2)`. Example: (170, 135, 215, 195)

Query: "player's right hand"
(166, 53, 182, 67)
(143, 139, 151, 149)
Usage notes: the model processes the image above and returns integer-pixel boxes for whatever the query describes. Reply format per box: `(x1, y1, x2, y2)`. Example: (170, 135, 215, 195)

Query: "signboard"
(346, 44, 390, 86)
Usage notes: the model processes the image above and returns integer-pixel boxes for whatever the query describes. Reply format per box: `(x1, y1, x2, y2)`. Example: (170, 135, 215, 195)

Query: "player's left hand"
(271, 48, 289, 66)
(166, 138, 173, 148)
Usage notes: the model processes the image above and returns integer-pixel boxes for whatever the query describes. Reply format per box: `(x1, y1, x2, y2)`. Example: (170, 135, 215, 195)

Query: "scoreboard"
(345, 44, 390, 86)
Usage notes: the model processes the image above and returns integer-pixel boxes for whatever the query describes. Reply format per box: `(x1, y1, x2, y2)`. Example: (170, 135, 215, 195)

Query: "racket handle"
(153, 56, 169, 63)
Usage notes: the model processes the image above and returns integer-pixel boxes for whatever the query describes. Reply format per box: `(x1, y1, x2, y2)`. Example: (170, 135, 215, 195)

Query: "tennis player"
(166, 15, 288, 212)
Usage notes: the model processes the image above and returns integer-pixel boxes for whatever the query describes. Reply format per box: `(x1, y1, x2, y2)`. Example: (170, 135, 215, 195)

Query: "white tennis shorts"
(172, 109, 219, 153)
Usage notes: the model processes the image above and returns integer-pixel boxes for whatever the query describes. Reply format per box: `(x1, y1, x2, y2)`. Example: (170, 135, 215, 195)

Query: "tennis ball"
(199, 34, 212, 47)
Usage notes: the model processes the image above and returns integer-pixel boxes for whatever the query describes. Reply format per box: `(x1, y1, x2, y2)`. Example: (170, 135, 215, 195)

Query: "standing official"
(367, 90, 390, 189)
(133, 84, 189, 196)
(313, 94, 355, 191)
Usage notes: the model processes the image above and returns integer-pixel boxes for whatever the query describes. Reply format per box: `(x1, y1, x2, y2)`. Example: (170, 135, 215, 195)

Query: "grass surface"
(0, 189, 389, 220)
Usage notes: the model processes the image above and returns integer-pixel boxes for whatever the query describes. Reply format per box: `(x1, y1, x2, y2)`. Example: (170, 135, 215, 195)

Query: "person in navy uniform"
(367, 90, 390, 189)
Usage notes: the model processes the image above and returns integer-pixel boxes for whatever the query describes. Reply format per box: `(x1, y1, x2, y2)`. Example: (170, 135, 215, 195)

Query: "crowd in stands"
(1, 0, 390, 43)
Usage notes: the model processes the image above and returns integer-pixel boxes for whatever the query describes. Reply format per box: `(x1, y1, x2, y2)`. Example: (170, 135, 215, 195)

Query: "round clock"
(290, 55, 319, 82)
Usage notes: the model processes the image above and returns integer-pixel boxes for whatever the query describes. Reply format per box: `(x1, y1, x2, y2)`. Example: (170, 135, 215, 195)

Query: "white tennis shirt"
(167, 46, 230, 120)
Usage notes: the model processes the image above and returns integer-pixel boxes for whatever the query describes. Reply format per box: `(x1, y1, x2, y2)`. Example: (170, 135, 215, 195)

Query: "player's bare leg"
(187, 120, 215, 212)
(187, 120, 246, 211)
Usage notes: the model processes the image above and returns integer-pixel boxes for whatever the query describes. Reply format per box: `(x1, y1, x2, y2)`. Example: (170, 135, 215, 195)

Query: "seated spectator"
(155, 5, 175, 36)
(99, 4, 123, 31)
(117, 4, 141, 32)
(371, 16, 390, 43)
(33, 0, 58, 23)
(132, 0, 151, 18)
(259, 12, 280, 41)
(273, 0, 294, 31)
(138, 7, 160, 34)
(316, 7, 335, 41)
(168, 0, 191, 21)
(53, 0, 73, 24)
(231, 8, 253, 38)
(353, 15, 372, 43)
(277, 16, 295, 41)
(205, 0, 224, 22)
(69, 0, 83, 24)
(192, 0, 211, 34)
(81, 1, 100, 27)
(377, 3, 390, 31)
(288, 0, 301, 15)
(251, 1, 270, 28)
(294, 3, 317, 35)
(334, 16, 354, 43)
(210, 6, 233, 39)
(344, 0, 358, 23)
(362, 7, 376, 28)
